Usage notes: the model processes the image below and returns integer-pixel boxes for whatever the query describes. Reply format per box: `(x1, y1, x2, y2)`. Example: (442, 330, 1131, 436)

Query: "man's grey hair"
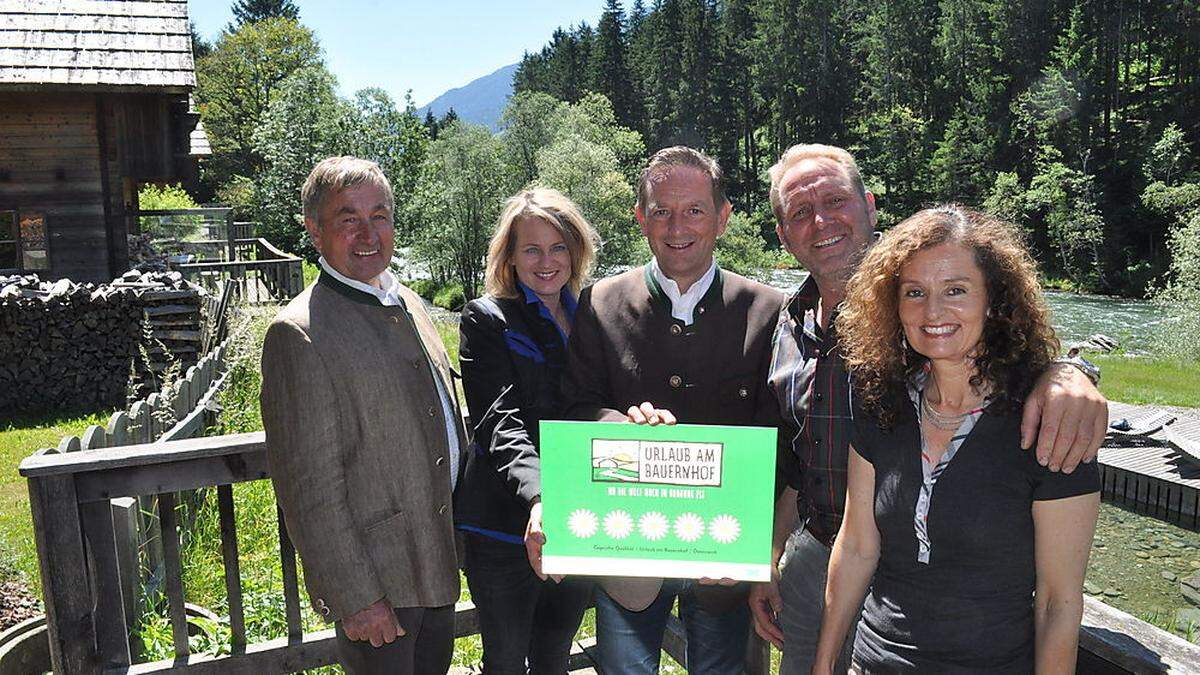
(636, 146, 726, 210)
(767, 144, 868, 223)
(301, 156, 395, 224)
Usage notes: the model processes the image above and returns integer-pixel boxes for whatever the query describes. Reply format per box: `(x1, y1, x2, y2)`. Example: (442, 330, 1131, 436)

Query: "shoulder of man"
(579, 266, 647, 309)
(267, 284, 316, 334)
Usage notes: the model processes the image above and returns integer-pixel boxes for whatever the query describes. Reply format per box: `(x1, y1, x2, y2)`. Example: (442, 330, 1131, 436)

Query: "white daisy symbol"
(709, 514, 741, 544)
(567, 509, 598, 538)
(674, 512, 705, 542)
(639, 512, 669, 540)
(604, 510, 635, 539)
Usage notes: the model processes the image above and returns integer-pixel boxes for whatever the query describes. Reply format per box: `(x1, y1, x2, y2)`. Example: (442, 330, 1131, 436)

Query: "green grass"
(0, 410, 113, 595)
(1092, 353, 1200, 408)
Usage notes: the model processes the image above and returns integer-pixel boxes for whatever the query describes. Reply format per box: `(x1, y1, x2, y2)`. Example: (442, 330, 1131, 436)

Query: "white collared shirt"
(318, 258, 461, 489)
(650, 256, 717, 326)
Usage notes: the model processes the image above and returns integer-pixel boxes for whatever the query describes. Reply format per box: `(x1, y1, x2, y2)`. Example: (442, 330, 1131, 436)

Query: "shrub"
(433, 283, 465, 310)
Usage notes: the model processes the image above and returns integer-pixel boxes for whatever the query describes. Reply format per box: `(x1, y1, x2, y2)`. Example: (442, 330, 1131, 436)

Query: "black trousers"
(334, 604, 455, 675)
(463, 532, 593, 675)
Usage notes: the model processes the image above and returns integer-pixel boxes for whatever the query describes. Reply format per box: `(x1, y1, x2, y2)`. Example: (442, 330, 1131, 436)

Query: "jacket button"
(697, 306, 705, 315)
(670, 324, 682, 336)
(428, 406, 436, 417)
(438, 504, 448, 515)
(411, 359, 421, 369)
(669, 375, 683, 388)
(436, 456, 445, 466)
(738, 386, 749, 399)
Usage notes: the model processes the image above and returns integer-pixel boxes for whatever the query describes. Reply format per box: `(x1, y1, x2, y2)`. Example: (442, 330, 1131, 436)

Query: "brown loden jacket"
(563, 265, 784, 612)
(260, 271, 466, 622)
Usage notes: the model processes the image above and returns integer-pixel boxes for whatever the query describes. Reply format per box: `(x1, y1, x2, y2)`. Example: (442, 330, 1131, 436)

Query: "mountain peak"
(418, 62, 517, 132)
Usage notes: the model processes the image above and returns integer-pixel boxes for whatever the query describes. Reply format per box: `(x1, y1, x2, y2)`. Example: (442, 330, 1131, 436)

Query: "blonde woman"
(455, 187, 598, 674)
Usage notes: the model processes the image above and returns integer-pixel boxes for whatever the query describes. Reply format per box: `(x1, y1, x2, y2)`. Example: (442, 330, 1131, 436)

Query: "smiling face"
(305, 183, 394, 287)
(636, 165, 731, 293)
(775, 157, 877, 291)
(897, 242, 989, 366)
(512, 215, 572, 304)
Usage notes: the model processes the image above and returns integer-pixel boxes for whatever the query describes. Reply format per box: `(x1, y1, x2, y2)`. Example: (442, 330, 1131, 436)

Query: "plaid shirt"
(767, 275, 854, 547)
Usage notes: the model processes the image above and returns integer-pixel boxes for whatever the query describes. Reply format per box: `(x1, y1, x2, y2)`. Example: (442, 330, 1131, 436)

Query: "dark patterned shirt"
(767, 275, 853, 547)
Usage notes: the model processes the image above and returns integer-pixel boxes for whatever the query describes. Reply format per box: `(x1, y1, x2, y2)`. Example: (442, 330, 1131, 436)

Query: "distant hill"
(418, 63, 517, 132)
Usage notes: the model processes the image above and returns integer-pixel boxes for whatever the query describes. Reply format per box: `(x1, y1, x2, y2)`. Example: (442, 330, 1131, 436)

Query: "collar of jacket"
(642, 263, 724, 318)
(317, 269, 396, 307)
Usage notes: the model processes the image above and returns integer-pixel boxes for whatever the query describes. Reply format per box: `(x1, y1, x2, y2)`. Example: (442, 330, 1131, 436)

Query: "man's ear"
(635, 205, 650, 236)
(865, 191, 878, 228)
(304, 217, 323, 255)
(716, 200, 732, 237)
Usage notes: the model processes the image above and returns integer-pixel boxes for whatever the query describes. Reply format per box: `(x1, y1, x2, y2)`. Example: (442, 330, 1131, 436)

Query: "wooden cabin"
(0, 0, 208, 284)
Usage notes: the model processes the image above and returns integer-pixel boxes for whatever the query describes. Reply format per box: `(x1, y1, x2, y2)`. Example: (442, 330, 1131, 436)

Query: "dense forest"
(512, 0, 1200, 297)
(188, 0, 1200, 357)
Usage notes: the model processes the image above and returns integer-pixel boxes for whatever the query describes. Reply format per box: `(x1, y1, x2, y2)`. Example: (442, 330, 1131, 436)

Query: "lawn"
(1092, 353, 1200, 408)
(0, 410, 112, 595)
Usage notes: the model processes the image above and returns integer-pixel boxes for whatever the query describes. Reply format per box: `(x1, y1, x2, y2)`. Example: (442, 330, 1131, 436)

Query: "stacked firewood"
(0, 271, 205, 417)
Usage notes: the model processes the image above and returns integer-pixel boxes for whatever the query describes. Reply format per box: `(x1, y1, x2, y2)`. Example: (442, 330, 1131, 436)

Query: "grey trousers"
(778, 528, 860, 675)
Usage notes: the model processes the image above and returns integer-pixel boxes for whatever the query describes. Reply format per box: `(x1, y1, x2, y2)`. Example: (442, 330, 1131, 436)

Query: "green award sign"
(539, 420, 777, 581)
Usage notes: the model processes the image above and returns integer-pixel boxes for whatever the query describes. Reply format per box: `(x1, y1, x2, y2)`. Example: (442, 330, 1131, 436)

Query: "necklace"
(921, 390, 972, 430)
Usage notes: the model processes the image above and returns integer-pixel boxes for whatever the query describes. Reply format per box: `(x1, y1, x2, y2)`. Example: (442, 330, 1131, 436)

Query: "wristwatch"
(1052, 355, 1101, 385)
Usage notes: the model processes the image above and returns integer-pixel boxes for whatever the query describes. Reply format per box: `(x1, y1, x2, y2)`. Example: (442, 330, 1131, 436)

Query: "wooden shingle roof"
(0, 0, 195, 90)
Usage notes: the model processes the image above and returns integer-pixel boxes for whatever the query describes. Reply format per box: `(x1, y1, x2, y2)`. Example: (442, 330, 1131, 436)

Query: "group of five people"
(260, 142, 1106, 674)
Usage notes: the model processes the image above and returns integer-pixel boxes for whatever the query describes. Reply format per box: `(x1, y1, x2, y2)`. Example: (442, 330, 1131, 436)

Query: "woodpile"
(0, 270, 205, 417)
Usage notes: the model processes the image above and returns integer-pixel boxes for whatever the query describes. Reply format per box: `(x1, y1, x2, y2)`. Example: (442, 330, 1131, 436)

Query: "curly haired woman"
(813, 205, 1100, 674)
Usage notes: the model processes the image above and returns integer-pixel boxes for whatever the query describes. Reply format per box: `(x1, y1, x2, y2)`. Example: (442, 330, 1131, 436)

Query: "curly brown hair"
(838, 205, 1059, 426)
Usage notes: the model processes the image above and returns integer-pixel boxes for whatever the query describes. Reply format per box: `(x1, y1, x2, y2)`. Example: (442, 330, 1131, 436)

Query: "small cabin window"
(0, 210, 50, 272)
(19, 212, 49, 270)
(0, 211, 16, 270)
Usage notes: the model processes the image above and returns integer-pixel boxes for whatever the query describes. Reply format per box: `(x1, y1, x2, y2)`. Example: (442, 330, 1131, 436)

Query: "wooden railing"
(18, 433, 1200, 673)
(173, 238, 304, 304)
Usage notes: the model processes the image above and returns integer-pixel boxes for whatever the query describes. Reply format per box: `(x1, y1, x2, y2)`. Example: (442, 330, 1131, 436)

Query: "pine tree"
(231, 0, 299, 26)
(591, 0, 641, 129)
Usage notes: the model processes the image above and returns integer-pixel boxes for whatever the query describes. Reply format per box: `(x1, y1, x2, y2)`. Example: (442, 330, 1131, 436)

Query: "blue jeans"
(778, 528, 858, 675)
(595, 579, 750, 674)
(464, 532, 593, 674)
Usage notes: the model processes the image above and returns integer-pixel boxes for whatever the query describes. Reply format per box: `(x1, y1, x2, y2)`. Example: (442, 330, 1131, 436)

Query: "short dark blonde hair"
(838, 205, 1059, 426)
(767, 144, 867, 223)
(636, 146, 726, 210)
(484, 187, 598, 298)
(301, 156, 394, 224)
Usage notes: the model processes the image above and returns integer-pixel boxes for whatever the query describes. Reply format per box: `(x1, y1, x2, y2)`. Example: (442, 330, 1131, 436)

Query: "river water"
(767, 269, 1167, 354)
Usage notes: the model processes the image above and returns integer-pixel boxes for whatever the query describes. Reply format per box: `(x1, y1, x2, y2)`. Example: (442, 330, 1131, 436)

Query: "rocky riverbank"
(1087, 502, 1200, 641)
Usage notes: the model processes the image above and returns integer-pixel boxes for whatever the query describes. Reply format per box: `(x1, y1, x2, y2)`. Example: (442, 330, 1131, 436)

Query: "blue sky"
(188, 0, 607, 107)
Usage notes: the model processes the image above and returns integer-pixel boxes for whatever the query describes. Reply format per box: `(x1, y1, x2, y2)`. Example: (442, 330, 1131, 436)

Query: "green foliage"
(983, 171, 1027, 228)
(433, 283, 466, 311)
(408, 123, 512, 299)
(1025, 161, 1106, 290)
(231, 0, 299, 26)
(195, 18, 322, 192)
(137, 183, 204, 240)
(251, 65, 351, 258)
(1144, 123, 1192, 185)
(1154, 211, 1200, 361)
(344, 89, 429, 239)
(715, 212, 780, 280)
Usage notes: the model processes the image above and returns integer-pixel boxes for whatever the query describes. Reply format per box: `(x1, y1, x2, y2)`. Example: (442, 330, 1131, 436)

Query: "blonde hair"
(301, 156, 394, 224)
(838, 205, 1059, 426)
(484, 187, 599, 298)
(767, 144, 867, 223)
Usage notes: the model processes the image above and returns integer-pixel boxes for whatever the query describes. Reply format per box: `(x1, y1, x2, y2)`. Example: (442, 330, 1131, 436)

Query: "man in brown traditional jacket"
(562, 146, 784, 673)
(260, 157, 466, 674)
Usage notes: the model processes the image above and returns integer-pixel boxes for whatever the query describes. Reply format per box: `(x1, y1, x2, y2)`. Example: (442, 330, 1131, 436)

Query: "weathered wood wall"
(0, 90, 197, 283)
(0, 92, 108, 281)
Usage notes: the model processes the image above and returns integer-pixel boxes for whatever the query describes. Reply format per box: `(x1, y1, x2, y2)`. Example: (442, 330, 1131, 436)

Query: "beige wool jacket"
(260, 272, 467, 622)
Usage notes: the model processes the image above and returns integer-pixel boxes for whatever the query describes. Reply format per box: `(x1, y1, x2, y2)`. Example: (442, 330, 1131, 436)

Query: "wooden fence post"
(27, 474, 97, 673)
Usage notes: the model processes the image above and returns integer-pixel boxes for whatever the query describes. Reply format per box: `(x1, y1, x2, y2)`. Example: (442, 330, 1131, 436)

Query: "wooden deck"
(1100, 401, 1200, 529)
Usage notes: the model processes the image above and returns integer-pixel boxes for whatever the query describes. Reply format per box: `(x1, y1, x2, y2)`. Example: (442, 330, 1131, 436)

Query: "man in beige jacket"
(260, 157, 466, 674)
